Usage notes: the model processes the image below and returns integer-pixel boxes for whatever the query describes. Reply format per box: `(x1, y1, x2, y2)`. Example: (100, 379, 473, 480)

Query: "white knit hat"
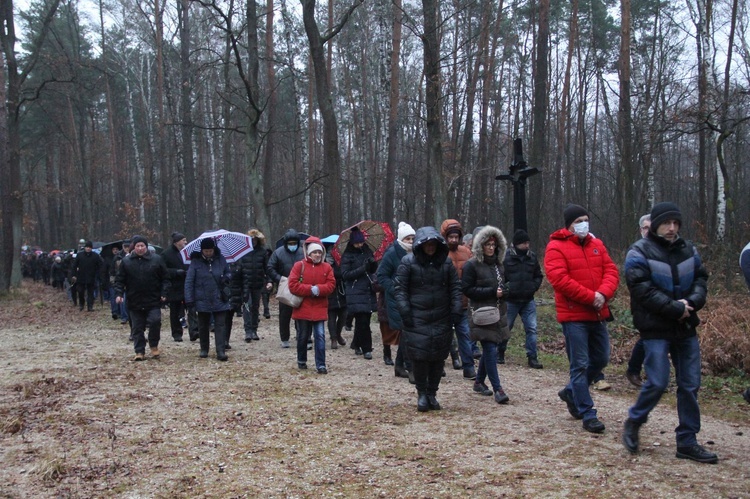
(307, 243, 323, 254)
(397, 222, 416, 242)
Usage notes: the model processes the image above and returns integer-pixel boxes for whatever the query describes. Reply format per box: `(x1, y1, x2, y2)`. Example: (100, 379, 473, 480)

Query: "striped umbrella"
(181, 229, 254, 264)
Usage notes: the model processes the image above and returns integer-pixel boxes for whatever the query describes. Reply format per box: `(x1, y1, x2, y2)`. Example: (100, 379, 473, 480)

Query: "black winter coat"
(73, 251, 103, 285)
(162, 243, 189, 302)
(340, 243, 377, 315)
(115, 251, 169, 311)
(267, 229, 305, 282)
(503, 246, 543, 302)
(185, 248, 232, 313)
(625, 234, 708, 340)
(326, 253, 347, 310)
(235, 247, 270, 296)
(394, 227, 462, 362)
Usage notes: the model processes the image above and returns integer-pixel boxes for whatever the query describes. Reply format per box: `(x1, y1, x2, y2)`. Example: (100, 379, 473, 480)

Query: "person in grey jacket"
(394, 227, 462, 412)
(267, 229, 305, 348)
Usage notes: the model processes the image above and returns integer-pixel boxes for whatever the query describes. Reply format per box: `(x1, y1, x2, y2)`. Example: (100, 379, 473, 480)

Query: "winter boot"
(450, 338, 461, 369)
(417, 392, 429, 412)
(199, 329, 210, 358)
(331, 338, 338, 350)
(383, 345, 394, 365)
(215, 329, 228, 361)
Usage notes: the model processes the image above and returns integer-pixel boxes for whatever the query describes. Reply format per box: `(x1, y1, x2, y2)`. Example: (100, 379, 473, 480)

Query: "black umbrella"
(275, 232, 310, 249)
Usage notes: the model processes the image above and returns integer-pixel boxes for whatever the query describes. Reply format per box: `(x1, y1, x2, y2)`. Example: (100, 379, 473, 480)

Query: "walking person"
(625, 214, 651, 387)
(462, 226, 512, 404)
(184, 237, 233, 361)
(162, 232, 197, 342)
(114, 235, 169, 361)
(545, 204, 620, 433)
(622, 202, 717, 463)
(235, 229, 272, 342)
(73, 241, 103, 312)
(394, 227, 463, 412)
(341, 227, 378, 360)
(267, 229, 305, 348)
(324, 240, 347, 349)
(288, 237, 336, 374)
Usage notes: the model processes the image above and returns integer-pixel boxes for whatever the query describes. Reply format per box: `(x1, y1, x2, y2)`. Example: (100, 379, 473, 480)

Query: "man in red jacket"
(544, 204, 620, 434)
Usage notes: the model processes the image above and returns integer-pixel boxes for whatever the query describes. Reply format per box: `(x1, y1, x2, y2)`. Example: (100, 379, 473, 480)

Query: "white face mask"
(573, 221, 589, 238)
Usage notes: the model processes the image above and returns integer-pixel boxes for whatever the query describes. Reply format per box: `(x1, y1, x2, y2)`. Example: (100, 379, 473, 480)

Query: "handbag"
(472, 305, 501, 326)
(277, 276, 303, 308)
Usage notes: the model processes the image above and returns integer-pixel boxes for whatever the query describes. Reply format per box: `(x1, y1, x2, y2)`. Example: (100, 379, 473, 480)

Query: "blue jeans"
(504, 300, 539, 358)
(296, 320, 326, 369)
(561, 321, 610, 421)
(627, 338, 645, 375)
(476, 340, 501, 391)
(628, 336, 702, 446)
(454, 311, 474, 368)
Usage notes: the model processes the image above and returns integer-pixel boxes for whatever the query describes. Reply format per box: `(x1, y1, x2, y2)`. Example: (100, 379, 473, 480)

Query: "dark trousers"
(278, 302, 296, 342)
(411, 359, 444, 395)
(169, 301, 185, 338)
(352, 312, 373, 354)
(627, 338, 646, 375)
(328, 307, 346, 340)
(130, 307, 162, 354)
(77, 283, 95, 310)
(198, 311, 227, 354)
(242, 288, 262, 334)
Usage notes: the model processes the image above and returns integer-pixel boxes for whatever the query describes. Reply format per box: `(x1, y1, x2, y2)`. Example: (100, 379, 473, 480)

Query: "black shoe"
(317, 367, 328, 374)
(217, 353, 228, 361)
(298, 363, 308, 370)
(417, 393, 429, 412)
(583, 418, 605, 433)
(384, 356, 394, 366)
(251, 332, 260, 341)
(441, 369, 446, 377)
(394, 366, 409, 378)
(452, 357, 462, 370)
(355, 347, 363, 356)
(224, 344, 232, 350)
(463, 366, 477, 380)
(79, 306, 84, 311)
(496, 355, 505, 365)
(527, 357, 543, 369)
(189, 333, 199, 342)
(675, 444, 718, 464)
(363, 352, 373, 360)
(264, 311, 271, 319)
(199, 350, 208, 358)
(472, 350, 482, 360)
(112, 314, 119, 320)
(427, 395, 441, 410)
(408, 371, 416, 385)
(626, 371, 643, 388)
(336, 335, 346, 346)
(245, 335, 252, 343)
(558, 388, 583, 420)
(473, 382, 493, 396)
(494, 388, 510, 404)
(622, 418, 641, 454)
(173, 336, 183, 342)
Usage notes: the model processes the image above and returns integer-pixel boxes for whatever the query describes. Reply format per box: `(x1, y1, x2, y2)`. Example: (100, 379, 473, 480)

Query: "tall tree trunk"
(384, 0, 402, 225)
(529, 0, 549, 238)
(154, 0, 167, 232)
(421, 0, 447, 225)
(617, 0, 635, 248)
(263, 0, 276, 233)
(178, 0, 197, 235)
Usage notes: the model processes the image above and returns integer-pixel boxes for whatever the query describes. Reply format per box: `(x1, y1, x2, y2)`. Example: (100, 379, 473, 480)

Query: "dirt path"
(1, 283, 749, 497)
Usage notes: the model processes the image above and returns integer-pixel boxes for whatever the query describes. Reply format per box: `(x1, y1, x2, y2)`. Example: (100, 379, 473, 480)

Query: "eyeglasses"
(483, 242, 497, 248)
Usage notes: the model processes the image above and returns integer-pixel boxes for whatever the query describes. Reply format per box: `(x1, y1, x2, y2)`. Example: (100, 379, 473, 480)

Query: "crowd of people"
(27, 201, 750, 465)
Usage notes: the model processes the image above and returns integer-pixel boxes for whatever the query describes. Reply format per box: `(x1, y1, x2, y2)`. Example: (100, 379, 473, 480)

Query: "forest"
(2, 0, 750, 290)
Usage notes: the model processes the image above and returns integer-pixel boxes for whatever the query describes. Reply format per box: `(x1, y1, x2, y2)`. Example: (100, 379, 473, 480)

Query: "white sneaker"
(592, 380, 612, 391)
(281, 341, 290, 348)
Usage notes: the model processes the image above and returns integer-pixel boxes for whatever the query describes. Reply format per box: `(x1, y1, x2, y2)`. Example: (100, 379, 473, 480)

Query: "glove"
(311, 285, 320, 297)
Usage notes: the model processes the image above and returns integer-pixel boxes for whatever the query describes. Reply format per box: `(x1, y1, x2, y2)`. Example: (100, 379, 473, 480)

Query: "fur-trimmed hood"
(470, 225, 507, 260)
(247, 229, 266, 247)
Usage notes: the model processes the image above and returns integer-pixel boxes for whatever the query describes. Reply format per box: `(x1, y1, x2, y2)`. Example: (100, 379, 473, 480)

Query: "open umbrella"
(275, 232, 310, 249)
(181, 229, 254, 264)
(331, 221, 395, 264)
(320, 234, 339, 245)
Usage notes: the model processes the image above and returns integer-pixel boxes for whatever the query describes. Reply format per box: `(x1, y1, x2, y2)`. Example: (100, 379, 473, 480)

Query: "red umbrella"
(331, 220, 395, 265)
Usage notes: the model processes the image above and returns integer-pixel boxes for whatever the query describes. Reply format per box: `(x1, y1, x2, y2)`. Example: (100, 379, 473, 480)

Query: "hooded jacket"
(376, 240, 409, 330)
(544, 228, 620, 323)
(184, 246, 232, 313)
(340, 240, 378, 315)
(234, 229, 271, 297)
(625, 234, 707, 340)
(393, 227, 462, 361)
(461, 226, 511, 343)
(288, 236, 336, 321)
(267, 229, 305, 283)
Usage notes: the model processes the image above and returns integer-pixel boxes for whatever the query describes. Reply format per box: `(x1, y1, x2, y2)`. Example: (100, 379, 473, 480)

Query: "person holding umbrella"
(184, 238, 233, 361)
(341, 227, 378, 360)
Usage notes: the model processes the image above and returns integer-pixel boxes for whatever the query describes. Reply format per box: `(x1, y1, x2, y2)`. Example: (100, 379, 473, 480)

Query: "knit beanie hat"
(200, 237, 216, 250)
(307, 243, 323, 255)
(350, 227, 366, 244)
(172, 231, 186, 243)
(131, 235, 148, 247)
(564, 204, 589, 228)
(650, 202, 682, 231)
(397, 222, 416, 242)
(513, 229, 530, 246)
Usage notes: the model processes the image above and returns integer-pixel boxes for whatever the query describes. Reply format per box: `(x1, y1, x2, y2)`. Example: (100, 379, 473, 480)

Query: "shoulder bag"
(276, 263, 305, 308)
